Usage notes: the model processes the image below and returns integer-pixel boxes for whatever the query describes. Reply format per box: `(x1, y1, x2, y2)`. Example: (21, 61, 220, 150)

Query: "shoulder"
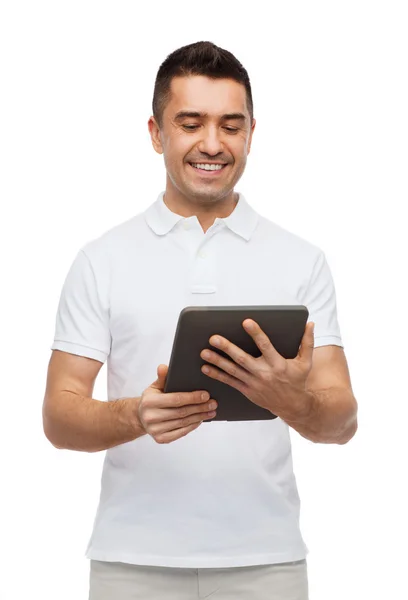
(79, 212, 148, 265)
(255, 212, 323, 265)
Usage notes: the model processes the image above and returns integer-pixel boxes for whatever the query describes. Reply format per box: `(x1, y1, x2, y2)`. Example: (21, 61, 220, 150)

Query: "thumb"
(150, 364, 168, 391)
(298, 322, 315, 361)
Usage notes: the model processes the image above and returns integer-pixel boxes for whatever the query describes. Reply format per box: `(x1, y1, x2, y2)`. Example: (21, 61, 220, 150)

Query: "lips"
(188, 163, 228, 176)
(189, 162, 228, 166)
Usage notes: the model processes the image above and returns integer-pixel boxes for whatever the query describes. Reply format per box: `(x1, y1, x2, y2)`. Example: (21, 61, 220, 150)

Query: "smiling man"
(43, 41, 358, 600)
(149, 74, 255, 233)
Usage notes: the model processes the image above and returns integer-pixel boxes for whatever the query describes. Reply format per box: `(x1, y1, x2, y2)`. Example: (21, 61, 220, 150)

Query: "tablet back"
(164, 305, 309, 421)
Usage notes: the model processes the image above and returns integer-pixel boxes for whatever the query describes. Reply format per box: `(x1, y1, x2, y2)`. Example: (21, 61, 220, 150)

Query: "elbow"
(42, 406, 65, 450)
(43, 423, 64, 450)
(337, 417, 358, 445)
(337, 393, 359, 445)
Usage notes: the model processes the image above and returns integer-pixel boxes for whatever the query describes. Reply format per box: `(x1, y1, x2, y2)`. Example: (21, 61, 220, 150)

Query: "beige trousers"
(89, 558, 308, 599)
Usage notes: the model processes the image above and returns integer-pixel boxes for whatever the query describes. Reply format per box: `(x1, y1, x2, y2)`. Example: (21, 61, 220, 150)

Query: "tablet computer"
(163, 305, 309, 421)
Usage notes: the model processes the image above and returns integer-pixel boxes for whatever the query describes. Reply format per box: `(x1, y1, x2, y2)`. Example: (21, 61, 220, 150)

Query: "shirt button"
(183, 222, 190, 230)
(198, 250, 207, 259)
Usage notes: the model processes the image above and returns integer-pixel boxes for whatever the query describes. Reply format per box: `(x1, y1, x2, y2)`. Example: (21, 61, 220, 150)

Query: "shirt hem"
(313, 335, 343, 348)
(51, 340, 108, 363)
(85, 547, 309, 568)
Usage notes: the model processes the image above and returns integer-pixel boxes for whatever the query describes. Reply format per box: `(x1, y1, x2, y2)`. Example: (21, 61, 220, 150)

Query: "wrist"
(112, 396, 146, 439)
(279, 388, 316, 425)
(129, 396, 147, 437)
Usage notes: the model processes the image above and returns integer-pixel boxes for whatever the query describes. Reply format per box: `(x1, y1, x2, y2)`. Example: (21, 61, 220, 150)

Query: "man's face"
(148, 75, 256, 204)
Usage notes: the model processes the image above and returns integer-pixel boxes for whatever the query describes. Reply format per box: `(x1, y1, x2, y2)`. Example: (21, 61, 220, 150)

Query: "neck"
(163, 185, 238, 233)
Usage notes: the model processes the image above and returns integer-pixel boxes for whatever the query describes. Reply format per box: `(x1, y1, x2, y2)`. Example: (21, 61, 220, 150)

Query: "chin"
(188, 188, 230, 201)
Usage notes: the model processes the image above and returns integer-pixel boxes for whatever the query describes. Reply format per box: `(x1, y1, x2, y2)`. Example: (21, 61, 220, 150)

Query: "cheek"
(231, 138, 249, 159)
(164, 143, 191, 170)
(233, 152, 248, 172)
(163, 152, 182, 173)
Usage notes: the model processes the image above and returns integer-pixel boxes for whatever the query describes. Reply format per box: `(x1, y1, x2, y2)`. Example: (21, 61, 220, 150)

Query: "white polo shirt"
(51, 190, 343, 568)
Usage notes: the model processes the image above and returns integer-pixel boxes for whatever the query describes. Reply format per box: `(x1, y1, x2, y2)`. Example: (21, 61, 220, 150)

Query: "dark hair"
(152, 41, 253, 129)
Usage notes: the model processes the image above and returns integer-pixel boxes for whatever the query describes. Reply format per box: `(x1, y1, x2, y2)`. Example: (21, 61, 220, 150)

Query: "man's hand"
(138, 364, 218, 444)
(200, 319, 315, 422)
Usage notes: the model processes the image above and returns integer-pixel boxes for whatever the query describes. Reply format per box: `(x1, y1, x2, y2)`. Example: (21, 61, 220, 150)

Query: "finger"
(153, 390, 211, 409)
(242, 319, 281, 363)
(200, 348, 253, 385)
(147, 398, 217, 423)
(150, 364, 169, 391)
(297, 321, 315, 363)
(150, 405, 216, 430)
(153, 421, 203, 445)
(201, 363, 248, 395)
(208, 334, 258, 375)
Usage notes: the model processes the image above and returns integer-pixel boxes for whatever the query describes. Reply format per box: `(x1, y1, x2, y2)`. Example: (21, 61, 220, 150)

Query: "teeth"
(191, 163, 225, 171)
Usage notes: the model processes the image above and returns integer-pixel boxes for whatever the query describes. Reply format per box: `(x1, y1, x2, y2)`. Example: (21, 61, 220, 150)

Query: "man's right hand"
(137, 364, 218, 444)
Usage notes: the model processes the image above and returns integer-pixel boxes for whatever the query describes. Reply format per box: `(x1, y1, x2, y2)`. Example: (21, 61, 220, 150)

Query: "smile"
(188, 163, 228, 176)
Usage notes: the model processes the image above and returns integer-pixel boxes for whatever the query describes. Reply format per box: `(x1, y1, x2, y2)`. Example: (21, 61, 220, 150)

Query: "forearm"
(43, 393, 146, 452)
(283, 386, 358, 444)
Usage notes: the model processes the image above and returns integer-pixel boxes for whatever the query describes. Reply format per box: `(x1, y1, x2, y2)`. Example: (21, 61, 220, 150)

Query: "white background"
(1, 1, 407, 598)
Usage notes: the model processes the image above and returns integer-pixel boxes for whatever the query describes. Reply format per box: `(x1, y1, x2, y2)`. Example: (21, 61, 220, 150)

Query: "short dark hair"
(152, 41, 253, 129)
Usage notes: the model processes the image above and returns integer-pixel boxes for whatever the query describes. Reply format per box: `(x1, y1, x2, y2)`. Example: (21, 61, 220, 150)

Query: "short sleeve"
(304, 251, 344, 349)
(50, 249, 111, 363)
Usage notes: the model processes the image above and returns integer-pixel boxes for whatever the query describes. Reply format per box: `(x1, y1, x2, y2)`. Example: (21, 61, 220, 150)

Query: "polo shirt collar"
(144, 191, 259, 241)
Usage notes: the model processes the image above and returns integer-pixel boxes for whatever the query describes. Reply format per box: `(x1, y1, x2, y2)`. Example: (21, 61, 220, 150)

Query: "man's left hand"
(200, 319, 315, 420)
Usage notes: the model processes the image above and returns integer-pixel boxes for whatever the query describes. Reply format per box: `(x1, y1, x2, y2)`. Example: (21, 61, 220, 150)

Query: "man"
(43, 41, 358, 600)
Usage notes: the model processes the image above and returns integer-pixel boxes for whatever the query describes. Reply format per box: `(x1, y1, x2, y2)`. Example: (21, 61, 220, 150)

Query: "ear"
(148, 116, 163, 155)
(247, 118, 256, 154)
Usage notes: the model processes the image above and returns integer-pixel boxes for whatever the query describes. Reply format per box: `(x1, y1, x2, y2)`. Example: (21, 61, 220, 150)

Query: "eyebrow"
(174, 111, 246, 122)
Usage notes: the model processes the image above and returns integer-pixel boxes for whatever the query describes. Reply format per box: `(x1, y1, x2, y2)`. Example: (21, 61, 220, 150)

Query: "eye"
(182, 125, 239, 133)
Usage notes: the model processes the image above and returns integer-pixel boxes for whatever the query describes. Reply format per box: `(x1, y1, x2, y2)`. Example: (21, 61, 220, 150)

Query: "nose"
(197, 124, 224, 157)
